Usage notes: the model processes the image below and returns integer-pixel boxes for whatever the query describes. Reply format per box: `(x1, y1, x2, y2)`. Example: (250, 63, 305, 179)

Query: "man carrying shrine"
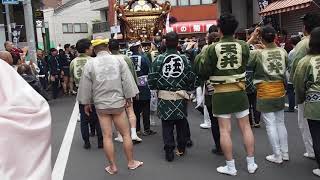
(109, 39, 142, 143)
(199, 14, 257, 176)
(290, 13, 320, 159)
(129, 41, 157, 136)
(148, 32, 198, 162)
(249, 26, 289, 164)
(293, 27, 320, 177)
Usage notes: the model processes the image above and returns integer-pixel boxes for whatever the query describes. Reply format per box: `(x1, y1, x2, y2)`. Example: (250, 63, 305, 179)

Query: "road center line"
(52, 101, 79, 180)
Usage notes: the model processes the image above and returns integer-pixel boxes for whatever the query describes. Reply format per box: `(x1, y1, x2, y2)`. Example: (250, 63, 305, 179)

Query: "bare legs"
(218, 118, 233, 160)
(62, 76, 69, 94)
(98, 111, 142, 174)
(238, 115, 255, 157)
(218, 115, 255, 160)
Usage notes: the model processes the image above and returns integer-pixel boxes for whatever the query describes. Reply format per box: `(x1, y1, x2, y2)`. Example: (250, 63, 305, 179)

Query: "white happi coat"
(0, 60, 52, 180)
(77, 51, 139, 109)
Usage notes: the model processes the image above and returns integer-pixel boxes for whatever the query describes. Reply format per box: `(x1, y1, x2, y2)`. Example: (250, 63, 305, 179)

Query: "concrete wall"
(231, 0, 247, 29)
(252, 0, 262, 24)
(217, 0, 261, 28)
(44, 0, 100, 47)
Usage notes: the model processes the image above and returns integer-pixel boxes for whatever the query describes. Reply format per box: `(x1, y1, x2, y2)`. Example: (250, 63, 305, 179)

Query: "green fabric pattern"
(148, 49, 199, 121)
(248, 44, 288, 112)
(290, 36, 310, 83)
(294, 55, 320, 120)
(198, 36, 250, 115)
(70, 54, 91, 87)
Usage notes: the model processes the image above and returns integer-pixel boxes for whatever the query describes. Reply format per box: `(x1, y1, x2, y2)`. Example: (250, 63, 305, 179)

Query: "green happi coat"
(113, 53, 138, 84)
(290, 36, 310, 83)
(198, 36, 250, 115)
(148, 49, 198, 121)
(293, 54, 320, 120)
(248, 43, 288, 112)
(70, 54, 92, 87)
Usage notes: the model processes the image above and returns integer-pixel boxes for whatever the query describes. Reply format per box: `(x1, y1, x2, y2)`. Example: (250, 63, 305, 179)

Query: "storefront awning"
(259, 0, 313, 17)
(168, 20, 217, 34)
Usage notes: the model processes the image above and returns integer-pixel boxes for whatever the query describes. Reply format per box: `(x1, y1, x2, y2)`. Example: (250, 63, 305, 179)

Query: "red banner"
(169, 20, 217, 34)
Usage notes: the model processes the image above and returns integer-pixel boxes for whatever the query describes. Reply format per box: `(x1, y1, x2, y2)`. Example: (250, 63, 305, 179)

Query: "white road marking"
(52, 102, 79, 180)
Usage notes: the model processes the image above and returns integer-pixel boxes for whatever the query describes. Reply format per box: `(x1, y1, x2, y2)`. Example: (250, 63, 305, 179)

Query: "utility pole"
(5, 4, 12, 42)
(23, 0, 37, 62)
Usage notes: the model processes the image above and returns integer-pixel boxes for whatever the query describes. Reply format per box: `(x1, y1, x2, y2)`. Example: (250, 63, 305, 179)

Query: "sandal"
(128, 161, 144, 170)
(105, 166, 117, 175)
(176, 150, 185, 156)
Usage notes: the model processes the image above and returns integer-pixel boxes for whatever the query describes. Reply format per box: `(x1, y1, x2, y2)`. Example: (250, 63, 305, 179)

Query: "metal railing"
(92, 22, 110, 33)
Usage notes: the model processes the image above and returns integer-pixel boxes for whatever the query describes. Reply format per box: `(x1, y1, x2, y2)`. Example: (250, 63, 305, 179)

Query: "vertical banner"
(165, 13, 172, 34)
(12, 25, 23, 47)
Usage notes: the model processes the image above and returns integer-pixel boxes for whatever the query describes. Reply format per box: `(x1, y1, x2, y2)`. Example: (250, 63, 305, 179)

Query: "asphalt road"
(51, 96, 319, 180)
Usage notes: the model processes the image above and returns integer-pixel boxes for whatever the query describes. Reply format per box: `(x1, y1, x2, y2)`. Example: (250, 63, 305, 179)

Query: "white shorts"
(214, 109, 249, 119)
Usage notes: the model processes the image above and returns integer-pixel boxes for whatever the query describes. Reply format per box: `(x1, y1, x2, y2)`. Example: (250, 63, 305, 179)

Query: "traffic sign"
(2, 0, 19, 4)
(35, 10, 44, 20)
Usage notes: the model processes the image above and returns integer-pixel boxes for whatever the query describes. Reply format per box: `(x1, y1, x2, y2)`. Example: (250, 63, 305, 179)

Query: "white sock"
(246, 156, 255, 165)
(226, 159, 236, 169)
(131, 128, 137, 137)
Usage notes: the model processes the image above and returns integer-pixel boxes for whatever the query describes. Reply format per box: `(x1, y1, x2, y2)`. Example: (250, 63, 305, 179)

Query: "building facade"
(44, 0, 100, 48)
(260, 0, 320, 35)
(217, 0, 262, 29)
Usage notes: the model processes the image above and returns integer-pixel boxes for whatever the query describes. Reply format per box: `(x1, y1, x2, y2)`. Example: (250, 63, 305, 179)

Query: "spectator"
(4, 41, 23, 65)
(17, 64, 49, 100)
(0, 50, 13, 65)
(48, 48, 61, 99)
(286, 35, 302, 112)
(37, 49, 49, 90)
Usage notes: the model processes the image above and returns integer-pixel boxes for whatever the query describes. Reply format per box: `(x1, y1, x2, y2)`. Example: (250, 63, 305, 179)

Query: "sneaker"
(253, 123, 261, 128)
(200, 123, 211, 129)
(176, 149, 185, 157)
(304, 152, 316, 159)
(72, 90, 77, 95)
(217, 165, 237, 176)
(266, 154, 283, 164)
(247, 163, 258, 174)
(282, 153, 290, 161)
(143, 130, 157, 136)
(132, 135, 142, 142)
(313, 169, 320, 177)
(83, 141, 91, 149)
(114, 136, 123, 143)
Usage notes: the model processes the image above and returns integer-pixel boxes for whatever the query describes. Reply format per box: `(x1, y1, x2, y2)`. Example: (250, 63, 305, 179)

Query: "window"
(62, 23, 73, 33)
(167, 0, 177, 6)
(190, 0, 201, 5)
(201, 0, 214, 4)
(74, 23, 88, 33)
(178, 0, 189, 6)
(174, 0, 214, 6)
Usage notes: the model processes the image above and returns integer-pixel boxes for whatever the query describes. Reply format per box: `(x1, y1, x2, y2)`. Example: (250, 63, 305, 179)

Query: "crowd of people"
(1, 11, 320, 178)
